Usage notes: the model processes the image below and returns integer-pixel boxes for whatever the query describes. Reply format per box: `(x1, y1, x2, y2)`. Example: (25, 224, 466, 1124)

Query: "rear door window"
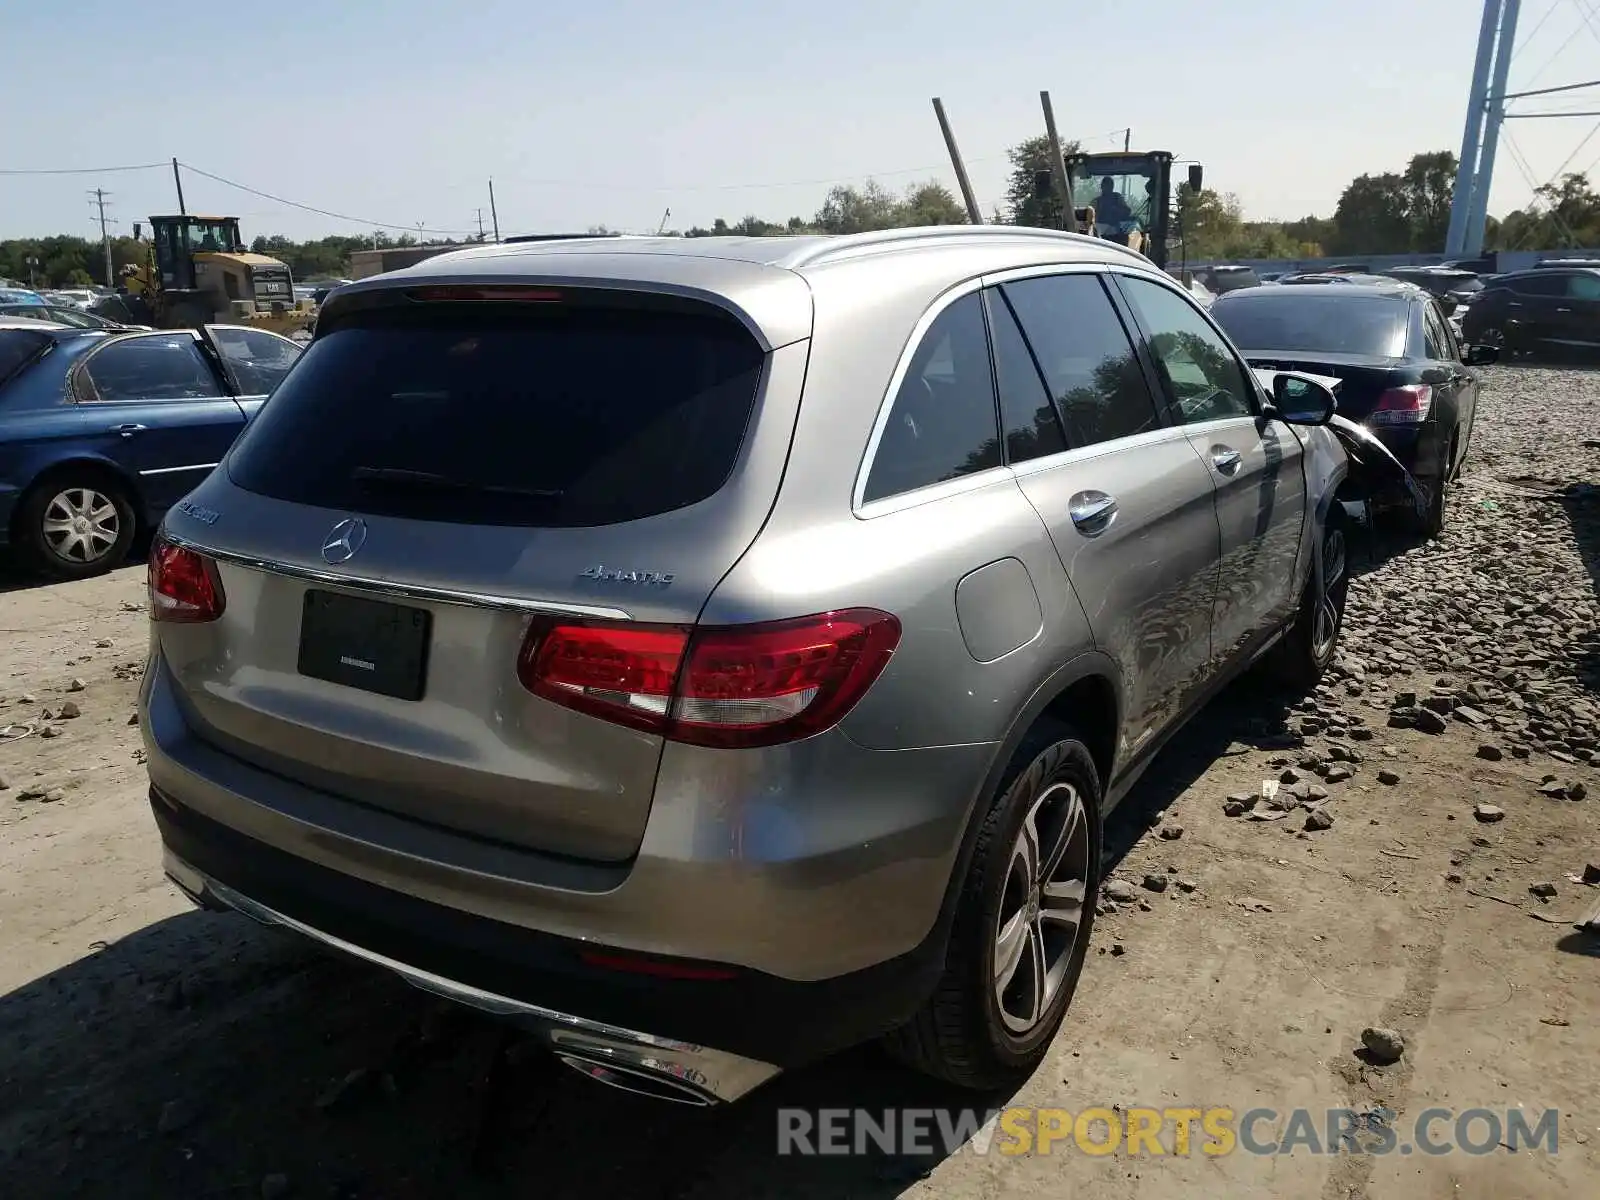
(0, 329, 52, 386)
(227, 298, 767, 527)
(78, 334, 222, 403)
(207, 326, 302, 394)
(1001, 273, 1163, 448)
(862, 293, 1001, 503)
(985, 289, 1067, 464)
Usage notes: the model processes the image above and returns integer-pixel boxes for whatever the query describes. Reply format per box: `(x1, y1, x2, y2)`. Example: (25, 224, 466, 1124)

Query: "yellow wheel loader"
(101, 215, 314, 336)
(1032, 151, 1204, 271)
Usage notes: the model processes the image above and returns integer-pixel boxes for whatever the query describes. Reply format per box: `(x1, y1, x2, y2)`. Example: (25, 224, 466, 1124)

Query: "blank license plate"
(297, 590, 431, 701)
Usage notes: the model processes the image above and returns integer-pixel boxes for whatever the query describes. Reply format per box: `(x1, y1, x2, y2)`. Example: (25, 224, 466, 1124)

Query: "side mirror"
(1269, 373, 1336, 426)
(132, 222, 142, 241)
(1187, 164, 1204, 193)
(1463, 344, 1500, 366)
(1436, 295, 1458, 316)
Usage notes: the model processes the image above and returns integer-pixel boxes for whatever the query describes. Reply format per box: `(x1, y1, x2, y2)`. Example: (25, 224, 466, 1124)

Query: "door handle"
(112, 423, 148, 437)
(1210, 446, 1242, 474)
(1069, 491, 1118, 537)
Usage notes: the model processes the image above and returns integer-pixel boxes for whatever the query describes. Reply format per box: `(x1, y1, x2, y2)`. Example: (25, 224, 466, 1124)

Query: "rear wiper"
(349, 466, 564, 500)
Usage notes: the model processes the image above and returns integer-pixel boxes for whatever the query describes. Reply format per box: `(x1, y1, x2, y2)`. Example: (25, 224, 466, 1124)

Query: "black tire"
(15, 469, 138, 581)
(884, 718, 1102, 1090)
(1267, 510, 1349, 692)
(1409, 433, 1454, 540)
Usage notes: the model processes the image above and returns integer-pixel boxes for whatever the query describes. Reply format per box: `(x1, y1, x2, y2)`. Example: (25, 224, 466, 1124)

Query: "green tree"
(901, 180, 968, 226)
(1003, 134, 1081, 228)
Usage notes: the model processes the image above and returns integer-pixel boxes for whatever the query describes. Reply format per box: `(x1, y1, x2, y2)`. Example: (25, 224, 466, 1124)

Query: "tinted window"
(0, 329, 52, 385)
(1002, 274, 1161, 448)
(1510, 274, 1565, 296)
(1567, 274, 1600, 300)
(229, 300, 766, 528)
(1421, 302, 1447, 360)
(80, 335, 220, 402)
(985, 290, 1066, 464)
(1210, 292, 1411, 358)
(864, 293, 1000, 503)
(1119, 276, 1256, 424)
(209, 327, 302, 394)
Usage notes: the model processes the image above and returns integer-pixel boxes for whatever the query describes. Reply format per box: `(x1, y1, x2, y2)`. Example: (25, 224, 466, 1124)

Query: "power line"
(0, 161, 167, 177)
(1523, 8, 1590, 89)
(175, 162, 477, 236)
(1513, 0, 1563, 60)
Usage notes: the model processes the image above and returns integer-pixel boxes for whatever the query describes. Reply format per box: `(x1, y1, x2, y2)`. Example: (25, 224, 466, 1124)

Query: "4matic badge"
(579, 564, 675, 588)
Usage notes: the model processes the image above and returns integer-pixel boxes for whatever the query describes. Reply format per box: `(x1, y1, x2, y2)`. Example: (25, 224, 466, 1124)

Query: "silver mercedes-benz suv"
(142, 227, 1349, 1106)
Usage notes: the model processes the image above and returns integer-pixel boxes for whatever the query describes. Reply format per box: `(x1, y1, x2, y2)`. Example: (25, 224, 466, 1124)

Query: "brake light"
(407, 286, 564, 303)
(1368, 384, 1433, 426)
(148, 536, 225, 623)
(517, 609, 901, 748)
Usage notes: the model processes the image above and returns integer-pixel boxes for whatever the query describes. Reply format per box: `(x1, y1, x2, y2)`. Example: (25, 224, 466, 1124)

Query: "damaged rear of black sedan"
(1211, 280, 1498, 540)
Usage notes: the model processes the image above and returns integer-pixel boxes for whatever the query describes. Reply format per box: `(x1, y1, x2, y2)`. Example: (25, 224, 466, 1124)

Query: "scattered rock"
(1360, 1027, 1405, 1065)
(66, 678, 85, 693)
(58, 700, 81, 720)
(1413, 709, 1448, 735)
(1177, 879, 1198, 893)
(1110, 942, 1125, 957)
(37, 725, 62, 739)
(1142, 873, 1169, 894)
(1377, 769, 1401, 786)
(1304, 807, 1335, 832)
(1474, 804, 1506, 823)
(1445, 871, 1464, 883)
(1571, 782, 1588, 801)
(1475, 744, 1503, 761)
(1324, 765, 1353, 784)
(1530, 881, 1558, 899)
(94, 638, 113, 649)
(127, 711, 140, 726)
(1104, 880, 1137, 903)
(1583, 863, 1600, 885)
(1158, 824, 1183, 841)
(1538, 780, 1570, 799)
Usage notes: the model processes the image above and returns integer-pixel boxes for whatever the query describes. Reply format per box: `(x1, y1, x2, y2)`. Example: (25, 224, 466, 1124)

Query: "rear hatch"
(153, 282, 804, 862)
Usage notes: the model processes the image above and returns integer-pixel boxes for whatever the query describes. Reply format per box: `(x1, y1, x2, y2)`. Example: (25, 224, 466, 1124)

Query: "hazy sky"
(6, 0, 1600, 242)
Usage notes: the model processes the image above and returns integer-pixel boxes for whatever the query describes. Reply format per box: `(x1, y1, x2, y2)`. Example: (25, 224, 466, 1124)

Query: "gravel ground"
(1, 364, 1597, 1200)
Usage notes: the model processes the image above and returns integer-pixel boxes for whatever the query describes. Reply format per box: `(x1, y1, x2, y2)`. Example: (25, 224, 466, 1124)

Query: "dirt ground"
(2, 365, 1598, 1200)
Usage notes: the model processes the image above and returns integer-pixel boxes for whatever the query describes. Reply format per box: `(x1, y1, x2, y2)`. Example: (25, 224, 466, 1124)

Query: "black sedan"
(1210, 281, 1498, 538)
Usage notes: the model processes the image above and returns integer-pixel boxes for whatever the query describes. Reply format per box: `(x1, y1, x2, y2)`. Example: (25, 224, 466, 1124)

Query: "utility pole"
(475, 208, 486, 241)
(171, 157, 187, 215)
(488, 178, 501, 241)
(656, 207, 671, 235)
(89, 189, 114, 288)
(416, 221, 425, 246)
(1039, 92, 1075, 230)
(1124, 128, 1132, 152)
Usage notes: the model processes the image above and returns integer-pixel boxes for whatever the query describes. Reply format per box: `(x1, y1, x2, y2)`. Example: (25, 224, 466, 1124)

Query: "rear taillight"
(148, 536, 225, 623)
(517, 609, 901, 748)
(1368, 384, 1433, 426)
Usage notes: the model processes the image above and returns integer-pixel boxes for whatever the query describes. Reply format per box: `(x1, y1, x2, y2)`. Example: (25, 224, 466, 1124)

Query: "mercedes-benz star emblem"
(321, 517, 367, 565)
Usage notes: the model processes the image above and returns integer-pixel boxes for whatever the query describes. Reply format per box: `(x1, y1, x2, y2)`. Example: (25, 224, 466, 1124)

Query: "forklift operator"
(1095, 176, 1134, 225)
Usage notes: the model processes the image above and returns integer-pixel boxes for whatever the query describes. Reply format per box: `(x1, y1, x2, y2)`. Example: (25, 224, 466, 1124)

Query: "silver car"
(142, 228, 1349, 1106)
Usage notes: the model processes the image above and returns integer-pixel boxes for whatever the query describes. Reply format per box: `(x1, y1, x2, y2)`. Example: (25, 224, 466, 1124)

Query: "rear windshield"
(226, 300, 766, 527)
(1212, 293, 1410, 358)
(0, 329, 51, 385)
(1207, 268, 1261, 293)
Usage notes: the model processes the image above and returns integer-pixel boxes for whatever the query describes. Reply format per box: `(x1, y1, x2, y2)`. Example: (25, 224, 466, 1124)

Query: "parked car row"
(0, 320, 302, 578)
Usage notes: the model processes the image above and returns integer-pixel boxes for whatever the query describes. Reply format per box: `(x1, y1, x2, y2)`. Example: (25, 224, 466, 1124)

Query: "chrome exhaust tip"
(555, 1053, 718, 1106)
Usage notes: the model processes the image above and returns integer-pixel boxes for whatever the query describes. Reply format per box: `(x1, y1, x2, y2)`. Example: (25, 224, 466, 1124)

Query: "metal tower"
(1446, 0, 1523, 257)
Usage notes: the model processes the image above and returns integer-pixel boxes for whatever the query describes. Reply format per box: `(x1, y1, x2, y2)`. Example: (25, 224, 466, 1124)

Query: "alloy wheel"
(993, 781, 1091, 1035)
(1311, 526, 1347, 662)
(41, 486, 121, 564)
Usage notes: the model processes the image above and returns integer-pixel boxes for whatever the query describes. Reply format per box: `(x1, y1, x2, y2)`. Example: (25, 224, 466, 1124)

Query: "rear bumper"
(142, 647, 989, 1076)
(151, 785, 932, 1090)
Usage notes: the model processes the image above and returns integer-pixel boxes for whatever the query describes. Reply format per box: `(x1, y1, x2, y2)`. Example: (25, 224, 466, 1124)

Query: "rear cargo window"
(226, 301, 766, 527)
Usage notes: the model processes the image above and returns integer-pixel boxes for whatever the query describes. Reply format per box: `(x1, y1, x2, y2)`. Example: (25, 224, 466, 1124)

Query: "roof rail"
(775, 225, 1150, 270)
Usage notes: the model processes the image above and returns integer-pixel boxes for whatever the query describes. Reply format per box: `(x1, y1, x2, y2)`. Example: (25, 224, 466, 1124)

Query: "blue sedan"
(0, 320, 301, 579)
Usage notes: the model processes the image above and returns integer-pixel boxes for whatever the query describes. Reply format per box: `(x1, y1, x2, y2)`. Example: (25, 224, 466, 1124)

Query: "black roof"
(1215, 280, 1417, 301)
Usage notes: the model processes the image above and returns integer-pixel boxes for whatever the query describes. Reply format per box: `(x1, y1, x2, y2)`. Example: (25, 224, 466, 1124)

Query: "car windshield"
(1212, 293, 1411, 358)
(1070, 158, 1157, 237)
(227, 299, 766, 528)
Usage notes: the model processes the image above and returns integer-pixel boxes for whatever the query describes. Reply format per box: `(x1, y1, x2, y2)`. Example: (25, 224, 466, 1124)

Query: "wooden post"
(1039, 92, 1075, 230)
(931, 98, 983, 224)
